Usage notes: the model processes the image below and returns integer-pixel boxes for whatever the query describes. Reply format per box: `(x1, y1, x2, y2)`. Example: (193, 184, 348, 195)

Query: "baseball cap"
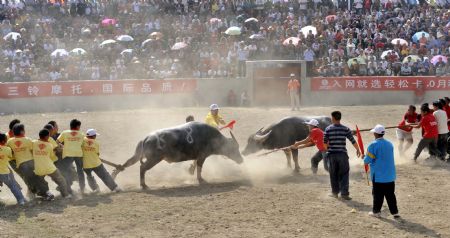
(305, 119, 319, 127)
(210, 104, 219, 111)
(86, 129, 99, 136)
(290, 73, 295, 77)
(370, 124, 385, 135)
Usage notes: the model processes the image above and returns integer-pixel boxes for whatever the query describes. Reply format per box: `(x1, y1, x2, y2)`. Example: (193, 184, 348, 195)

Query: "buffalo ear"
(230, 131, 238, 142)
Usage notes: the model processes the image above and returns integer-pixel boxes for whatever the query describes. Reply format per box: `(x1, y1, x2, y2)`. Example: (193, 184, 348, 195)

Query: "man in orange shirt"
(287, 73, 301, 111)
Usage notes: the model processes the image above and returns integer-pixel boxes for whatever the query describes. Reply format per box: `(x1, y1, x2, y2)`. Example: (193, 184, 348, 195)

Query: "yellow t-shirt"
(0, 145, 13, 175)
(57, 130, 84, 158)
(32, 140, 57, 176)
(205, 112, 223, 129)
(48, 137, 59, 162)
(81, 138, 101, 169)
(7, 137, 33, 168)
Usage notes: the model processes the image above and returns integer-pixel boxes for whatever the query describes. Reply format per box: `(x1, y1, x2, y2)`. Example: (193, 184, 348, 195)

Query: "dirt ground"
(0, 106, 449, 238)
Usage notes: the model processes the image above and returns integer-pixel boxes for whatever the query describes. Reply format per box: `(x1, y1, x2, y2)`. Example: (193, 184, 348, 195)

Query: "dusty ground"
(0, 106, 449, 238)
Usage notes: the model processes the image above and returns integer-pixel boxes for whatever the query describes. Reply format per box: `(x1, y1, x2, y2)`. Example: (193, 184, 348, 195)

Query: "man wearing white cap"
(291, 119, 328, 174)
(364, 125, 400, 219)
(205, 104, 226, 129)
(81, 129, 121, 193)
(287, 73, 301, 111)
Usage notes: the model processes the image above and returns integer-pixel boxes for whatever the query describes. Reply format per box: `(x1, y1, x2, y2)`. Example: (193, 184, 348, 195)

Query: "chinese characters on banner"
(311, 77, 450, 91)
(0, 79, 197, 98)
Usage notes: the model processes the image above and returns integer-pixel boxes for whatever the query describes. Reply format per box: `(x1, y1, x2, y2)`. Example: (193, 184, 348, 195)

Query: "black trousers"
(328, 152, 350, 196)
(372, 181, 398, 215)
(311, 151, 329, 174)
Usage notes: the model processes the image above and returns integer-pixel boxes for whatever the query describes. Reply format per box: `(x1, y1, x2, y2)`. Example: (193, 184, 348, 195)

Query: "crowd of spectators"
(0, 0, 449, 82)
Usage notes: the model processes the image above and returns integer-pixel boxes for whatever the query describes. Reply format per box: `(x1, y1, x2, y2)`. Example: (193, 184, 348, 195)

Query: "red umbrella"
(101, 18, 117, 27)
(210, 18, 222, 24)
(326, 15, 337, 23)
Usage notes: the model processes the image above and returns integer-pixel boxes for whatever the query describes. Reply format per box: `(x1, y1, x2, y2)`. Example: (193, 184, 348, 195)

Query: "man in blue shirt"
(364, 124, 400, 219)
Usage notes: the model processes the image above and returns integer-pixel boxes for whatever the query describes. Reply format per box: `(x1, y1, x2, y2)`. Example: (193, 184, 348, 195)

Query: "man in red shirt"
(396, 105, 421, 155)
(291, 119, 328, 174)
(409, 104, 440, 162)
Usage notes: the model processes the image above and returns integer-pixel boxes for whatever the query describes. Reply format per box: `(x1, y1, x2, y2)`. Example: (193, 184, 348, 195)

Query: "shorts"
(396, 129, 413, 140)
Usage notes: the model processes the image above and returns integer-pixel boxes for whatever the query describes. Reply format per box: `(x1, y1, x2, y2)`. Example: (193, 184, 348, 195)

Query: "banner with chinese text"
(311, 77, 450, 91)
(0, 79, 197, 99)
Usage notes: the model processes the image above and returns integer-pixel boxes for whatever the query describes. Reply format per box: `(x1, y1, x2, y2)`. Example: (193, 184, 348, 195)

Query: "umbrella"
(51, 49, 69, 58)
(249, 34, 265, 40)
(391, 38, 408, 46)
(141, 38, 154, 47)
(116, 35, 134, 42)
(431, 55, 448, 65)
(236, 14, 245, 22)
(412, 31, 430, 43)
(402, 55, 421, 63)
(120, 49, 133, 55)
(70, 48, 87, 56)
(326, 15, 337, 23)
(300, 26, 317, 37)
(381, 50, 399, 59)
(244, 17, 258, 23)
(3, 32, 21, 41)
(171, 42, 188, 50)
(150, 32, 163, 39)
(225, 26, 241, 36)
(347, 57, 366, 67)
(99, 39, 117, 47)
(14, 49, 23, 54)
(283, 37, 300, 46)
(210, 18, 221, 24)
(82, 28, 91, 34)
(101, 18, 117, 27)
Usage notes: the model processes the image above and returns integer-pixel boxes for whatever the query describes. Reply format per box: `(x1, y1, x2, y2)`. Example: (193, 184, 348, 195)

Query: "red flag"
(356, 125, 370, 185)
(220, 120, 236, 131)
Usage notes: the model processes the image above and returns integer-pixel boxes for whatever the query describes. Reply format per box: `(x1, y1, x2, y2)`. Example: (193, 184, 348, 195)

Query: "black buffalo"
(113, 122, 244, 189)
(242, 116, 331, 172)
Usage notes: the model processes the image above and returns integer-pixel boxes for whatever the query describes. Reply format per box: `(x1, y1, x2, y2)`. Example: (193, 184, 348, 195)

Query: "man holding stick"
(396, 105, 421, 155)
(291, 119, 328, 174)
(364, 124, 400, 219)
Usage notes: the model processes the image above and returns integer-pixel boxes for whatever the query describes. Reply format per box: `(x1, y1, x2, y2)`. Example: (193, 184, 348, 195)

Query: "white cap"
(290, 73, 295, 77)
(210, 104, 219, 111)
(305, 119, 319, 127)
(86, 129, 99, 137)
(370, 124, 385, 134)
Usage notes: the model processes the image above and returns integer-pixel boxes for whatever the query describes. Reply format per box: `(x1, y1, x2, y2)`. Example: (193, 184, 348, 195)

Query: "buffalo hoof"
(141, 184, 149, 190)
(198, 178, 208, 185)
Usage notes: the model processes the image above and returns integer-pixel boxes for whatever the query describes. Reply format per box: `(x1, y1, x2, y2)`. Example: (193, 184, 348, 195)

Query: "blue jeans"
(84, 165, 117, 191)
(60, 157, 97, 192)
(0, 172, 25, 203)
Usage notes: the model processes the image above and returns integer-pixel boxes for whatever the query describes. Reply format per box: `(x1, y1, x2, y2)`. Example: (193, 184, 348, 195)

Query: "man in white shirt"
(433, 101, 449, 161)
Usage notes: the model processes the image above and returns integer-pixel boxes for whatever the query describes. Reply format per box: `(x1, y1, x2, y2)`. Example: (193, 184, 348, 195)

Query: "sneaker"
(113, 187, 122, 193)
(393, 214, 401, 219)
(341, 195, 352, 201)
(92, 188, 100, 194)
(65, 194, 73, 199)
(27, 190, 36, 200)
(369, 212, 381, 218)
(43, 194, 55, 201)
(328, 193, 338, 198)
(18, 200, 26, 206)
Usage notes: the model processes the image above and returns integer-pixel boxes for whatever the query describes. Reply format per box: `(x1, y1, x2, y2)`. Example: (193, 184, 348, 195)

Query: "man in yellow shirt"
(57, 119, 97, 194)
(7, 124, 48, 198)
(82, 129, 120, 192)
(33, 129, 70, 199)
(0, 133, 25, 205)
(44, 124, 60, 163)
(205, 104, 226, 129)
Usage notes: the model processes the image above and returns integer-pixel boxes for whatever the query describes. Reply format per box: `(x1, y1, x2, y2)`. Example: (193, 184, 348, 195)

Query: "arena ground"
(0, 106, 449, 238)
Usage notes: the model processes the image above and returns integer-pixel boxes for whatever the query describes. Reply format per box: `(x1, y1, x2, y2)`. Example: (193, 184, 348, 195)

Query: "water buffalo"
(113, 122, 244, 189)
(242, 116, 331, 172)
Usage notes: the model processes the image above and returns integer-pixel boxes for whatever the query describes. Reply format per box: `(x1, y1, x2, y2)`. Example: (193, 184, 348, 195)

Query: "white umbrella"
(244, 17, 258, 23)
(70, 48, 87, 56)
(99, 39, 117, 47)
(391, 38, 408, 46)
(51, 49, 69, 58)
(120, 49, 133, 55)
(141, 38, 154, 47)
(171, 42, 188, 50)
(300, 26, 317, 37)
(381, 50, 399, 59)
(225, 26, 242, 36)
(3, 32, 21, 41)
(14, 49, 23, 54)
(116, 35, 134, 42)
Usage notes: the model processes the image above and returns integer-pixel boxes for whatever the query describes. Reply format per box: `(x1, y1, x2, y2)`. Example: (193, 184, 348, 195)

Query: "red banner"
(0, 79, 197, 98)
(311, 76, 450, 91)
